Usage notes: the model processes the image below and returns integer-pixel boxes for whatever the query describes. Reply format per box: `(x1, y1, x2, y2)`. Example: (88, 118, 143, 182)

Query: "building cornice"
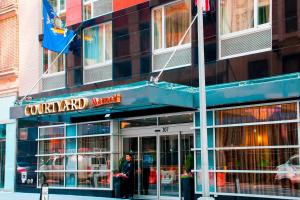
(0, 4, 18, 19)
(0, 67, 18, 79)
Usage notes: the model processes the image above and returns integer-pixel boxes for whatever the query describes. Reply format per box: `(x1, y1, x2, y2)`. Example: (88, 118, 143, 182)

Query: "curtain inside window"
(84, 26, 104, 66)
(220, 0, 254, 35)
(105, 23, 112, 61)
(258, 0, 270, 25)
(154, 8, 163, 50)
(165, 0, 191, 48)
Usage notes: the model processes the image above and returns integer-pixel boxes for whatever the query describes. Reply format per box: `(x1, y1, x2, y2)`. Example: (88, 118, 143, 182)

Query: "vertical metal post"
(197, 1, 213, 199)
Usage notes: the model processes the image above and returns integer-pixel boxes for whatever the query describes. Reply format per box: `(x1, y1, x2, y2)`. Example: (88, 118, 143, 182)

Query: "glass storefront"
(0, 124, 6, 188)
(121, 113, 194, 199)
(37, 121, 113, 189)
(195, 102, 300, 198)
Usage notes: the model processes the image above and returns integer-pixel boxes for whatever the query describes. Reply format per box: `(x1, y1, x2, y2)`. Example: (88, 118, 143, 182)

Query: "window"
(83, 0, 113, 21)
(83, 23, 112, 67)
(43, 49, 65, 74)
(37, 122, 113, 189)
(152, 0, 191, 51)
(285, 0, 298, 33)
(194, 102, 300, 198)
(220, 0, 270, 35)
(83, 22, 112, 84)
(49, 0, 66, 25)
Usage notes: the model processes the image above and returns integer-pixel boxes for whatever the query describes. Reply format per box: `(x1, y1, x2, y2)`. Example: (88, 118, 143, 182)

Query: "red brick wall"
(113, 0, 148, 12)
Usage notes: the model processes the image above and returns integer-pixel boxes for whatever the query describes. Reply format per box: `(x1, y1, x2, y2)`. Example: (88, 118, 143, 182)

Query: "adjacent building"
(6, 0, 300, 200)
(0, 0, 19, 192)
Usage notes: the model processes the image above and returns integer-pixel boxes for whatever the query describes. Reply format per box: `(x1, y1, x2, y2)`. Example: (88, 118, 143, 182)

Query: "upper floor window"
(152, 0, 191, 51)
(83, 0, 113, 21)
(49, 0, 66, 24)
(43, 49, 65, 74)
(83, 22, 112, 84)
(83, 22, 112, 67)
(220, 0, 270, 35)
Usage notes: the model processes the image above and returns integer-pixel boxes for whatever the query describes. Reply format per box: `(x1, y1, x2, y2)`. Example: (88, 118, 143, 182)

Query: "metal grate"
(93, 0, 112, 17)
(83, 64, 112, 84)
(153, 47, 192, 71)
(220, 28, 272, 59)
(42, 73, 65, 91)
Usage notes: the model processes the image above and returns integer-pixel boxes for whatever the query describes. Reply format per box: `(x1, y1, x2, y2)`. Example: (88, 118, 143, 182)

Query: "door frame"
(121, 123, 193, 200)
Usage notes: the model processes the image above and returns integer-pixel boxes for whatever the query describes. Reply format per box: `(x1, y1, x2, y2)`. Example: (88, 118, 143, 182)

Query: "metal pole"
(19, 33, 77, 105)
(197, 1, 213, 200)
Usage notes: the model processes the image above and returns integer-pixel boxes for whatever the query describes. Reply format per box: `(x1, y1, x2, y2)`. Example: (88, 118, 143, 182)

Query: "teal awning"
(10, 81, 198, 119)
(10, 72, 300, 119)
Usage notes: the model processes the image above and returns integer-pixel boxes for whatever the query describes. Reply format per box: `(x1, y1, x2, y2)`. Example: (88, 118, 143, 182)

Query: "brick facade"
(0, 0, 19, 96)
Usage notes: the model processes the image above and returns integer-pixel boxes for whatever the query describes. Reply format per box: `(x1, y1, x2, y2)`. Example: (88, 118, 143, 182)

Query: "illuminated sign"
(24, 94, 122, 116)
(92, 94, 121, 107)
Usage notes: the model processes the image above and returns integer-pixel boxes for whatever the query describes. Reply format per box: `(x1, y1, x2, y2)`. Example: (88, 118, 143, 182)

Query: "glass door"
(123, 137, 139, 195)
(140, 137, 157, 196)
(122, 133, 194, 199)
(159, 135, 179, 197)
(123, 137, 157, 198)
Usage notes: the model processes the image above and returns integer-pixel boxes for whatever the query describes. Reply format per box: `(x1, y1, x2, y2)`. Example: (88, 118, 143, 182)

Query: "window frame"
(219, 0, 272, 39)
(151, 0, 192, 54)
(82, 21, 113, 70)
(42, 49, 66, 77)
(36, 121, 114, 190)
(194, 100, 300, 199)
(82, 0, 113, 21)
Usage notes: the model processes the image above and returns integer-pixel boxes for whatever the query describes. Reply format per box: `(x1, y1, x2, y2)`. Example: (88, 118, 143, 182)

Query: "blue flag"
(42, 0, 74, 54)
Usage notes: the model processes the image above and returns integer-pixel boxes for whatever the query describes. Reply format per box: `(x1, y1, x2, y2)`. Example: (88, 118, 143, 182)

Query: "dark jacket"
(121, 160, 134, 179)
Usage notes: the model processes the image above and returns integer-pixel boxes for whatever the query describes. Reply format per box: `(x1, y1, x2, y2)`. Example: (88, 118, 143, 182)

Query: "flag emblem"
(42, 0, 74, 54)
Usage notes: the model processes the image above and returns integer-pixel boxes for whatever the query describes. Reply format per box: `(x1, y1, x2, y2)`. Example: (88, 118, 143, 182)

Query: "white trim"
(82, 0, 113, 21)
(120, 111, 194, 124)
(83, 22, 112, 84)
(219, 24, 271, 40)
(37, 186, 112, 191)
(211, 170, 299, 174)
(218, 0, 272, 60)
(36, 170, 111, 173)
(212, 119, 300, 128)
(151, 0, 192, 72)
(220, 47, 272, 61)
(209, 145, 300, 151)
(210, 192, 300, 200)
(36, 151, 112, 157)
(209, 100, 299, 112)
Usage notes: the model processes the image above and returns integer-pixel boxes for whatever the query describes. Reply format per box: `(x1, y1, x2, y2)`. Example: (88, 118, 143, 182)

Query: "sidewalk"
(0, 192, 123, 200)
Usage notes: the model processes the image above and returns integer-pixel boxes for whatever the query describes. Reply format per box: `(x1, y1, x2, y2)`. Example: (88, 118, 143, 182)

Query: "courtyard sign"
(24, 94, 122, 116)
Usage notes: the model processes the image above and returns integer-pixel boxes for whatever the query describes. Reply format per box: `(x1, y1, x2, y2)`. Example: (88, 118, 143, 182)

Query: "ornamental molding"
(0, 4, 18, 19)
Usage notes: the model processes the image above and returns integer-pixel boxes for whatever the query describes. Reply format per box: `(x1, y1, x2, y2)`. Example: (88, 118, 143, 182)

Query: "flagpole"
(19, 33, 77, 105)
(197, 0, 214, 199)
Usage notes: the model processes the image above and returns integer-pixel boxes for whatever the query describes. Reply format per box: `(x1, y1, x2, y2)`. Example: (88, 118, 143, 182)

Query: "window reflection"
(217, 172, 300, 197)
(77, 172, 110, 188)
(216, 123, 298, 147)
(77, 136, 110, 153)
(39, 172, 64, 187)
(216, 149, 299, 171)
(39, 156, 64, 171)
(215, 103, 297, 125)
(77, 154, 110, 171)
(77, 122, 110, 136)
(39, 139, 64, 154)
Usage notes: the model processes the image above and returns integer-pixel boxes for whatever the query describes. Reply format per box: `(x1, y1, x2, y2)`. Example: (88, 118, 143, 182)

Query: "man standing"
(121, 153, 134, 199)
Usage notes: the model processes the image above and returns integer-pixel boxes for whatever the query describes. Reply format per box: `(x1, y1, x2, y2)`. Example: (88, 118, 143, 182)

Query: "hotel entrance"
(121, 116, 194, 200)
